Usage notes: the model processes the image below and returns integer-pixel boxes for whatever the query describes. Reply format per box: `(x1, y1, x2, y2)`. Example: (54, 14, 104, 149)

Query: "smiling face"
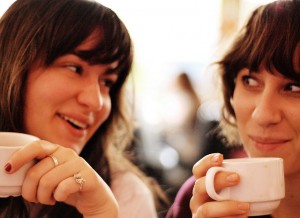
(24, 30, 118, 154)
(232, 67, 300, 175)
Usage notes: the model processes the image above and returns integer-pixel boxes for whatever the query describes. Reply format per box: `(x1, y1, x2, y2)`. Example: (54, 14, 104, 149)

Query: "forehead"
(71, 29, 119, 70)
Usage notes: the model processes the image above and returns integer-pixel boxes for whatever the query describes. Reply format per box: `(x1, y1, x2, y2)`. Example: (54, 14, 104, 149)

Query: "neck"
(272, 173, 300, 218)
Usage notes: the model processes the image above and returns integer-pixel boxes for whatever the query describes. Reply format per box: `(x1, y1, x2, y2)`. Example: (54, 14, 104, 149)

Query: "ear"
(230, 97, 234, 107)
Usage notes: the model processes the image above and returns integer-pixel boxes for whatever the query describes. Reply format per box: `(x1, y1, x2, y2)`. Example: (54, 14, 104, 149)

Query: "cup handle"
(205, 167, 230, 201)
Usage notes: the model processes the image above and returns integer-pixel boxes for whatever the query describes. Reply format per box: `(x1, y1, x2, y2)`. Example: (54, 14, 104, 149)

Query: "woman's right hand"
(190, 153, 250, 218)
(5, 140, 119, 218)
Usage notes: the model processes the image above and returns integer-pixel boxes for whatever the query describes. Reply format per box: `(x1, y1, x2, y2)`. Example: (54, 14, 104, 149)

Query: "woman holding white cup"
(0, 0, 167, 217)
(189, 0, 300, 218)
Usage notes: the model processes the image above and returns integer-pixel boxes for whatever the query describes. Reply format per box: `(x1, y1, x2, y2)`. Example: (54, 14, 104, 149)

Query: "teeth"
(61, 115, 87, 129)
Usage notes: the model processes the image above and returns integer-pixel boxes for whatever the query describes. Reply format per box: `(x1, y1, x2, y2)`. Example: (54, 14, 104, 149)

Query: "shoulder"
(111, 171, 157, 218)
(111, 170, 152, 197)
(166, 176, 195, 218)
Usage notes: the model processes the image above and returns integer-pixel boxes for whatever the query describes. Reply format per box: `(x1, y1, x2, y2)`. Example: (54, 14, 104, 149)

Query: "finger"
(193, 171, 240, 200)
(190, 179, 207, 215)
(191, 172, 241, 216)
(7, 140, 59, 173)
(36, 156, 85, 204)
(212, 171, 240, 193)
(22, 155, 58, 203)
(53, 173, 87, 202)
(192, 153, 223, 178)
(192, 177, 209, 203)
(22, 148, 81, 204)
(194, 201, 250, 218)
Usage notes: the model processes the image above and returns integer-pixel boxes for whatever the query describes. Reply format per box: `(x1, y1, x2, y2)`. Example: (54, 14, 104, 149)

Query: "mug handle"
(205, 167, 231, 201)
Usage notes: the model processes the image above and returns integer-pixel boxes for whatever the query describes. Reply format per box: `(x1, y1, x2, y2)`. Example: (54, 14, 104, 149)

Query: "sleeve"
(111, 171, 158, 218)
(166, 176, 195, 218)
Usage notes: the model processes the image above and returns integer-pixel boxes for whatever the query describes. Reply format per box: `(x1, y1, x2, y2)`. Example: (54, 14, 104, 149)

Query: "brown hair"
(218, 0, 300, 139)
(0, 0, 167, 217)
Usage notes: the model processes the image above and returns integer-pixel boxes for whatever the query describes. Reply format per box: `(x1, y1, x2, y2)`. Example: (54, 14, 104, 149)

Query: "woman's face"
(232, 67, 300, 175)
(24, 30, 119, 154)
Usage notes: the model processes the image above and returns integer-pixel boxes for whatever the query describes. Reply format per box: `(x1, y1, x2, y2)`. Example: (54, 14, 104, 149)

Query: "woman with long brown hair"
(0, 0, 167, 217)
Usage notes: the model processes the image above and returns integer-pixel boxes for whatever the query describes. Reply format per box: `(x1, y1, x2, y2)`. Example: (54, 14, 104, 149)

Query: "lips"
(249, 135, 290, 144)
(58, 113, 88, 130)
(249, 135, 290, 151)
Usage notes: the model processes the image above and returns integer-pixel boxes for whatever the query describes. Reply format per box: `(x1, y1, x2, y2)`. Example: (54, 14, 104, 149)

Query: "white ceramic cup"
(0, 132, 39, 197)
(205, 157, 285, 216)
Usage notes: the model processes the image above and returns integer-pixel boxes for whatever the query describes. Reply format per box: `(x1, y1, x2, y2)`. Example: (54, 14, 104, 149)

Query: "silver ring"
(73, 173, 86, 191)
(49, 155, 59, 167)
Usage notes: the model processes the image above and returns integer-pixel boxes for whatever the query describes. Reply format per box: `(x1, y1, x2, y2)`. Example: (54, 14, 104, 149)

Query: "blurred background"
(1, 0, 275, 215)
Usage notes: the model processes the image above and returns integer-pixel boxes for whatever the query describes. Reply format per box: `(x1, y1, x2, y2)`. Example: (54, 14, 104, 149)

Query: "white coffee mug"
(205, 157, 285, 216)
(0, 132, 39, 197)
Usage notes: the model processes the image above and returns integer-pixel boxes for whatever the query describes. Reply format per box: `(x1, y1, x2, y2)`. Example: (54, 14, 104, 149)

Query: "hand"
(190, 153, 250, 218)
(5, 140, 119, 218)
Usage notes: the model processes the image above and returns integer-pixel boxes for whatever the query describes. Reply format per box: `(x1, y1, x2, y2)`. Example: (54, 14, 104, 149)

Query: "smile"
(249, 136, 290, 144)
(58, 114, 88, 130)
(249, 135, 290, 151)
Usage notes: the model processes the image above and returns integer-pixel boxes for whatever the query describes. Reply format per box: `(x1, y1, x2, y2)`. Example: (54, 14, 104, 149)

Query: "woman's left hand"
(5, 140, 119, 218)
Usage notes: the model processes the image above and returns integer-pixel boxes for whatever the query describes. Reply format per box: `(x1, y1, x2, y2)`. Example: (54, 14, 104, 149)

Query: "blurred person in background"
(160, 72, 202, 167)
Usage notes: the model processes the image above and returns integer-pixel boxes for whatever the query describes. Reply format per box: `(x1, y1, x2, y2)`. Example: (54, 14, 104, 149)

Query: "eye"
(284, 83, 300, 93)
(242, 75, 259, 87)
(100, 79, 115, 88)
(66, 65, 83, 74)
(99, 73, 118, 89)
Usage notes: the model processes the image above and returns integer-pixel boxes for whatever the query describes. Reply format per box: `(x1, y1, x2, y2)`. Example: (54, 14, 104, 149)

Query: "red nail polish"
(4, 163, 11, 172)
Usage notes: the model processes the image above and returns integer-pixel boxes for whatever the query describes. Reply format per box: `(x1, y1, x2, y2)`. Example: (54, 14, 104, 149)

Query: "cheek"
(24, 82, 45, 131)
(232, 90, 250, 119)
(231, 92, 253, 135)
(95, 96, 112, 126)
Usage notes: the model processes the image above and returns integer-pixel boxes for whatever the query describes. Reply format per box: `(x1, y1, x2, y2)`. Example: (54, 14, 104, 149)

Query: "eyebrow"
(68, 51, 119, 75)
(104, 67, 118, 75)
(70, 51, 89, 61)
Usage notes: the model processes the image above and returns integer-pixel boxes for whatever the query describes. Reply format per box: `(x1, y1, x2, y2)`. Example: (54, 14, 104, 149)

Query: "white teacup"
(205, 157, 285, 216)
(0, 132, 39, 197)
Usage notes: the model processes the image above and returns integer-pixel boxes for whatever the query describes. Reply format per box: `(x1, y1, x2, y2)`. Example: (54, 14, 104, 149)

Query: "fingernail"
(237, 202, 250, 212)
(4, 163, 12, 172)
(227, 173, 238, 182)
(211, 153, 221, 163)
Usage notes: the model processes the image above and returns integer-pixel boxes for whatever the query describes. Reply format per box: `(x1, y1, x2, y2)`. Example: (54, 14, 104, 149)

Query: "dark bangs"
(219, 0, 300, 122)
(223, 0, 300, 81)
(34, 0, 132, 86)
(72, 17, 133, 92)
(247, 1, 300, 79)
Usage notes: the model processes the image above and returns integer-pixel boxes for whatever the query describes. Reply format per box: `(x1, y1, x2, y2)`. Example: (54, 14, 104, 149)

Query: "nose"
(77, 81, 103, 111)
(251, 90, 282, 127)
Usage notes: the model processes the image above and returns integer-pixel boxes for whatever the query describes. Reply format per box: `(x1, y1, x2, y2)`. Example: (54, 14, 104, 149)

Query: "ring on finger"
(73, 173, 86, 191)
(49, 154, 59, 167)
